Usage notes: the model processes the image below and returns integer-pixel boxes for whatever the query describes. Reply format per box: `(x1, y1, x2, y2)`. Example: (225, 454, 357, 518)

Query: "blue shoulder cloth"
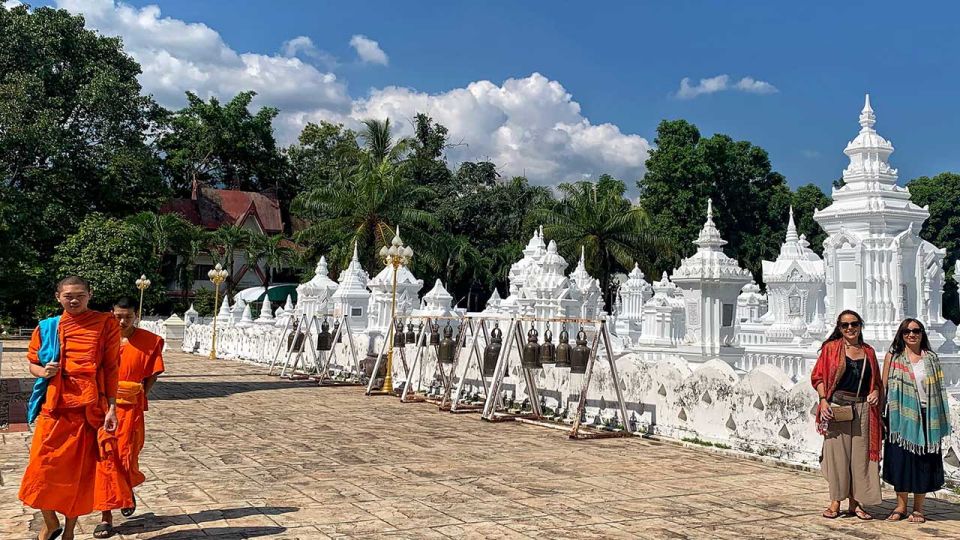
(26, 316, 61, 423)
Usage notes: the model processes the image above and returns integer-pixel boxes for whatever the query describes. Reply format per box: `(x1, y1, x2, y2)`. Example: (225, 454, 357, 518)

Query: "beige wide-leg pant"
(821, 401, 882, 504)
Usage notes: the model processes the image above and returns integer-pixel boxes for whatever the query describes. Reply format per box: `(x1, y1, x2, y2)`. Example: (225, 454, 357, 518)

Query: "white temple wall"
(182, 314, 960, 479)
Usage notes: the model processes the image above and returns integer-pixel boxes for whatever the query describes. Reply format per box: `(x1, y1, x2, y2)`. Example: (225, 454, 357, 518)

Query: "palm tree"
(126, 212, 199, 275)
(293, 118, 438, 270)
(533, 175, 671, 310)
(208, 224, 250, 297)
(245, 232, 296, 290)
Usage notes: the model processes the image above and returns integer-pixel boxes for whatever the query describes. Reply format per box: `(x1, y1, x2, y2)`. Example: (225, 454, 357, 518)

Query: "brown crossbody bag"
(829, 358, 868, 422)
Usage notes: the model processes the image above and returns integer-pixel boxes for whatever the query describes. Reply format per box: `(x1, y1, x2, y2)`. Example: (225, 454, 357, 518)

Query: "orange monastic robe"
(18, 310, 122, 518)
(95, 328, 165, 507)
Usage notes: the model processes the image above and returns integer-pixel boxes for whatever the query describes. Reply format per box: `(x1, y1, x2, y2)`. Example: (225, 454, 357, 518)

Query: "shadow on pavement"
(117, 506, 298, 538)
(152, 379, 316, 400)
(148, 526, 287, 539)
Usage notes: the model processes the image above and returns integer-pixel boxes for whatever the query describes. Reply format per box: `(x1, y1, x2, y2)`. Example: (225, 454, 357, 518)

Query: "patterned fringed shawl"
(886, 350, 951, 454)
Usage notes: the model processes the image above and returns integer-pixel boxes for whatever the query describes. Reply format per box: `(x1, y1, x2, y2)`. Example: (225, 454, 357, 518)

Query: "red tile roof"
(161, 187, 283, 233)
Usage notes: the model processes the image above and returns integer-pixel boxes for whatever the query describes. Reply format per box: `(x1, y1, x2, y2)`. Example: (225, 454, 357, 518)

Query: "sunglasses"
(839, 321, 861, 329)
(901, 328, 923, 336)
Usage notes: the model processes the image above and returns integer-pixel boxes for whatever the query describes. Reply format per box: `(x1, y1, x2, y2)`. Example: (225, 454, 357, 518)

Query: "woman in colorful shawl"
(810, 310, 883, 520)
(882, 318, 951, 523)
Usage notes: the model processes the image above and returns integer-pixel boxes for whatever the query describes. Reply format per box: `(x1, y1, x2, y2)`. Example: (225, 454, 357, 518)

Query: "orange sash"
(116, 381, 143, 406)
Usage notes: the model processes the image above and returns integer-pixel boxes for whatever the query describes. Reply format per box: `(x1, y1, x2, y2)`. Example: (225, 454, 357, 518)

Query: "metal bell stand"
(267, 315, 301, 376)
(480, 315, 632, 439)
(290, 313, 364, 386)
(364, 315, 414, 396)
(398, 314, 468, 406)
(444, 316, 502, 413)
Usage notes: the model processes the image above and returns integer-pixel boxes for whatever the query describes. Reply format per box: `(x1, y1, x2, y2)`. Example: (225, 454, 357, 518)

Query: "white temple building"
(814, 94, 950, 348)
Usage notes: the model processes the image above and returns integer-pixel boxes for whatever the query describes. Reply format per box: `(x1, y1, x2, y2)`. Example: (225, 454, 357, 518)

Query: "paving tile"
(2, 343, 958, 539)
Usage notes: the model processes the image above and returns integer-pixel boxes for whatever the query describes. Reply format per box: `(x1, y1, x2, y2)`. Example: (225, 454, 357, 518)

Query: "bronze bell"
(438, 322, 456, 364)
(570, 328, 590, 374)
(539, 329, 556, 365)
(555, 327, 571, 368)
(393, 320, 406, 347)
(482, 325, 502, 377)
(333, 321, 342, 343)
(317, 318, 333, 351)
(287, 327, 305, 353)
(405, 322, 417, 344)
(429, 322, 441, 346)
(521, 327, 542, 369)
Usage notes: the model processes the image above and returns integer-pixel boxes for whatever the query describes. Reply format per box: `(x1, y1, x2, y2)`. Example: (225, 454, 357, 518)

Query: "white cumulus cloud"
(349, 34, 389, 66)
(53, 0, 651, 186)
(675, 74, 778, 99)
(280, 35, 337, 69)
(735, 76, 778, 94)
(56, 0, 351, 113)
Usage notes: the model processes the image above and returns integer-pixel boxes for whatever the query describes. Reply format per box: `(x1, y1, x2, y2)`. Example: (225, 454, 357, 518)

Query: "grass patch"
(681, 437, 731, 449)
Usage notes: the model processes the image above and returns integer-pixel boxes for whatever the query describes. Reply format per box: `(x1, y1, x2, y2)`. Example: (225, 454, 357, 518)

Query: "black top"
(835, 356, 871, 394)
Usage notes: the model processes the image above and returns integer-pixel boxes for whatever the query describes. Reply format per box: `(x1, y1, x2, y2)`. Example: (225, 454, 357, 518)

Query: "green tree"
(158, 91, 286, 195)
(409, 113, 453, 189)
(638, 119, 793, 280)
(245, 232, 297, 290)
(0, 5, 167, 322)
(907, 172, 960, 323)
(790, 183, 832, 255)
(288, 121, 360, 192)
(535, 175, 668, 309)
(53, 214, 164, 312)
(292, 118, 437, 271)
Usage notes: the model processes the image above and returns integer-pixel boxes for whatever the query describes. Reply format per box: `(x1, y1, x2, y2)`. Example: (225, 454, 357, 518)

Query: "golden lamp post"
(135, 274, 152, 321)
(207, 263, 229, 360)
(378, 229, 414, 393)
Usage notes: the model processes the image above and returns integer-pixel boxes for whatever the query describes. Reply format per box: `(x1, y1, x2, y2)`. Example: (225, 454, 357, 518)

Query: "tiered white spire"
(569, 246, 600, 295)
(237, 304, 253, 327)
(694, 199, 727, 250)
(763, 206, 823, 282)
(483, 289, 502, 313)
(785, 206, 798, 243)
(815, 94, 927, 229)
(674, 199, 751, 281)
(334, 242, 369, 292)
(216, 295, 232, 323)
(525, 240, 569, 292)
(231, 297, 246, 320)
(421, 279, 454, 312)
(255, 297, 274, 324)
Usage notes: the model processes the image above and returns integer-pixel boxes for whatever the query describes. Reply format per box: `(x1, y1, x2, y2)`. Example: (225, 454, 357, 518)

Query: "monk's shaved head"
(56, 275, 91, 292)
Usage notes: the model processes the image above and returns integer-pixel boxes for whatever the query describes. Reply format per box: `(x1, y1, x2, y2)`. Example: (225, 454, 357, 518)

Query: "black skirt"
(882, 408, 945, 494)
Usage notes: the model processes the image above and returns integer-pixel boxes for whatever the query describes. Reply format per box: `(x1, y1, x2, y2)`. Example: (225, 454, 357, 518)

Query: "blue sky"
(30, 0, 960, 192)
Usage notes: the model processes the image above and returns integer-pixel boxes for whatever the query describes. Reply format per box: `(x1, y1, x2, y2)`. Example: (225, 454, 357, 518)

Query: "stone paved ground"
(2, 340, 960, 539)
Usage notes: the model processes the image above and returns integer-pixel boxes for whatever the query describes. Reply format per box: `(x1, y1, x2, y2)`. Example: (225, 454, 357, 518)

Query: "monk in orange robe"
(19, 276, 121, 540)
(93, 297, 165, 536)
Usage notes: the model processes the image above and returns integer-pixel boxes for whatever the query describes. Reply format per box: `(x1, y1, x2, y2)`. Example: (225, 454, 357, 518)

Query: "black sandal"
(121, 498, 136, 517)
(93, 522, 115, 538)
(887, 510, 907, 521)
(909, 511, 926, 523)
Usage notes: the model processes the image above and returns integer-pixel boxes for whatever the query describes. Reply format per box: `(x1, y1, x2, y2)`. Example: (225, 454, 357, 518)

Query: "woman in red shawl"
(811, 309, 883, 520)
